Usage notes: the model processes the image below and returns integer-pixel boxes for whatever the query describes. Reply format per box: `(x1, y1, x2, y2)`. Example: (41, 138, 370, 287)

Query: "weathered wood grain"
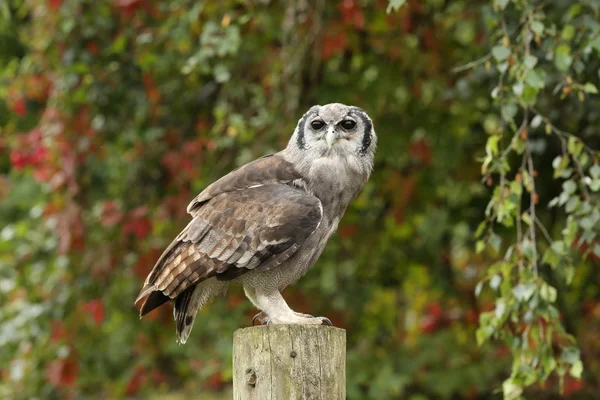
(233, 325, 346, 400)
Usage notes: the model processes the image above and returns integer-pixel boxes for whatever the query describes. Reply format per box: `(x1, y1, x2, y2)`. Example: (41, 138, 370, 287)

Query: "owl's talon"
(319, 317, 333, 326)
(252, 312, 269, 326)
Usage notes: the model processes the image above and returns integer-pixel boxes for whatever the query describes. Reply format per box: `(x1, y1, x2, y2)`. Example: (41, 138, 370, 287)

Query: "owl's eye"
(311, 120, 325, 130)
(340, 119, 356, 129)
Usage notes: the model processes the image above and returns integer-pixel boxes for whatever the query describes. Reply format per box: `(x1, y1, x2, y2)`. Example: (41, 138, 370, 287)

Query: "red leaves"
(338, 0, 364, 29)
(125, 368, 145, 396)
(227, 294, 244, 308)
(143, 73, 161, 117)
(50, 320, 71, 343)
(48, 0, 63, 9)
(10, 150, 30, 170)
(161, 138, 204, 182)
(409, 138, 432, 166)
(82, 299, 105, 326)
(384, 172, 415, 225)
(419, 302, 445, 334)
(339, 223, 358, 239)
(100, 201, 124, 228)
(563, 375, 584, 397)
(12, 98, 26, 116)
(205, 370, 226, 390)
(113, 0, 146, 18)
(322, 31, 348, 60)
(133, 248, 162, 280)
(86, 41, 99, 56)
(9, 130, 49, 171)
(122, 206, 153, 239)
(46, 358, 78, 388)
(125, 366, 165, 395)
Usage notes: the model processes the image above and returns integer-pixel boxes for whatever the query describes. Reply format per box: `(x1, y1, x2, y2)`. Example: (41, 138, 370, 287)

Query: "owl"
(135, 103, 376, 343)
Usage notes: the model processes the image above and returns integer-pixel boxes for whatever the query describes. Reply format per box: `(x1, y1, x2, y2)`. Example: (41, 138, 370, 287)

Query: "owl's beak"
(326, 127, 337, 148)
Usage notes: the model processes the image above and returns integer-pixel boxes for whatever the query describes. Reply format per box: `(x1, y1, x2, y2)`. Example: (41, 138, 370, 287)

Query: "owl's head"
(286, 103, 377, 173)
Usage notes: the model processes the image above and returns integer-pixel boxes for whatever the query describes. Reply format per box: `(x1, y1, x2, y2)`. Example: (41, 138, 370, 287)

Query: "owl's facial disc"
(294, 103, 375, 158)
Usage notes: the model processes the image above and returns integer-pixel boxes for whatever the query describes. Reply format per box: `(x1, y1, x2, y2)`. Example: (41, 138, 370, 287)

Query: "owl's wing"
(186, 153, 301, 213)
(135, 155, 321, 317)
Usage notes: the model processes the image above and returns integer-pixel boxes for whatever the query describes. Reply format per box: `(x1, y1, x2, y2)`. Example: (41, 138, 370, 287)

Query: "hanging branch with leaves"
(466, 0, 600, 398)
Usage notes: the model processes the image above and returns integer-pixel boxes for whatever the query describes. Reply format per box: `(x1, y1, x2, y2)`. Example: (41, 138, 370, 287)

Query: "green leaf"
(521, 211, 531, 225)
(542, 247, 560, 269)
(556, 44, 572, 55)
(565, 196, 580, 212)
(525, 70, 544, 89)
(530, 21, 544, 35)
(513, 283, 536, 301)
(492, 46, 511, 61)
(496, 0, 510, 10)
(490, 274, 502, 290)
(583, 83, 598, 94)
(476, 240, 486, 254)
(567, 4, 582, 20)
(512, 81, 524, 96)
(486, 135, 501, 156)
(563, 179, 577, 195)
(510, 180, 523, 196)
(476, 327, 490, 346)
(475, 281, 484, 297)
(524, 55, 538, 69)
(386, 0, 406, 14)
(570, 360, 583, 379)
(555, 54, 573, 72)
(561, 25, 576, 41)
(213, 64, 231, 83)
(491, 86, 500, 99)
(495, 300, 506, 318)
(502, 379, 523, 400)
(531, 115, 543, 128)
(567, 136, 583, 157)
(580, 216, 594, 230)
(522, 86, 539, 105)
(591, 36, 600, 52)
(562, 347, 581, 364)
(501, 102, 518, 120)
(489, 233, 502, 252)
(590, 165, 600, 179)
(474, 221, 487, 238)
(540, 283, 557, 303)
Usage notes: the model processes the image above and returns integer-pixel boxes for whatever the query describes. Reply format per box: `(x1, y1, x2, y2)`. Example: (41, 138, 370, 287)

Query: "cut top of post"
(233, 325, 346, 400)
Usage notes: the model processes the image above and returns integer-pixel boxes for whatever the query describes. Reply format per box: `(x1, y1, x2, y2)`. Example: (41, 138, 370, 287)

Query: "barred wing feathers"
(135, 155, 322, 318)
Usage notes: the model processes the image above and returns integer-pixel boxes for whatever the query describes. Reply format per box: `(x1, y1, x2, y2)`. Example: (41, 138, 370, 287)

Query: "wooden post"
(233, 325, 346, 400)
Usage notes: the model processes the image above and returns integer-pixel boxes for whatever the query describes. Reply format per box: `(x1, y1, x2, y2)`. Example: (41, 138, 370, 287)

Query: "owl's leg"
(253, 290, 331, 325)
(243, 285, 261, 310)
(244, 286, 271, 326)
(293, 312, 314, 318)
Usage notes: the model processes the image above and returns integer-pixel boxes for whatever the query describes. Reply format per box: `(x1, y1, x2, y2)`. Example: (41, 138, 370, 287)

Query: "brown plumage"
(136, 103, 376, 343)
(136, 155, 322, 320)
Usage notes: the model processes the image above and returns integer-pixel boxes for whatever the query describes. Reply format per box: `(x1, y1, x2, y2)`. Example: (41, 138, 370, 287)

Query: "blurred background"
(1, 0, 599, 399)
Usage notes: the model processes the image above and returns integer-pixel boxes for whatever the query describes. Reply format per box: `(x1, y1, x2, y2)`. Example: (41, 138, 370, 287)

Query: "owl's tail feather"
(139, 290, 170, 317)
(173, 278, 227, 344)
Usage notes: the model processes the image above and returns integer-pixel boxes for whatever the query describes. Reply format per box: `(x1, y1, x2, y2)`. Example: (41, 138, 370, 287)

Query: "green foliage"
(469, 0, 600, 398)
(0, 0, 598, 399)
